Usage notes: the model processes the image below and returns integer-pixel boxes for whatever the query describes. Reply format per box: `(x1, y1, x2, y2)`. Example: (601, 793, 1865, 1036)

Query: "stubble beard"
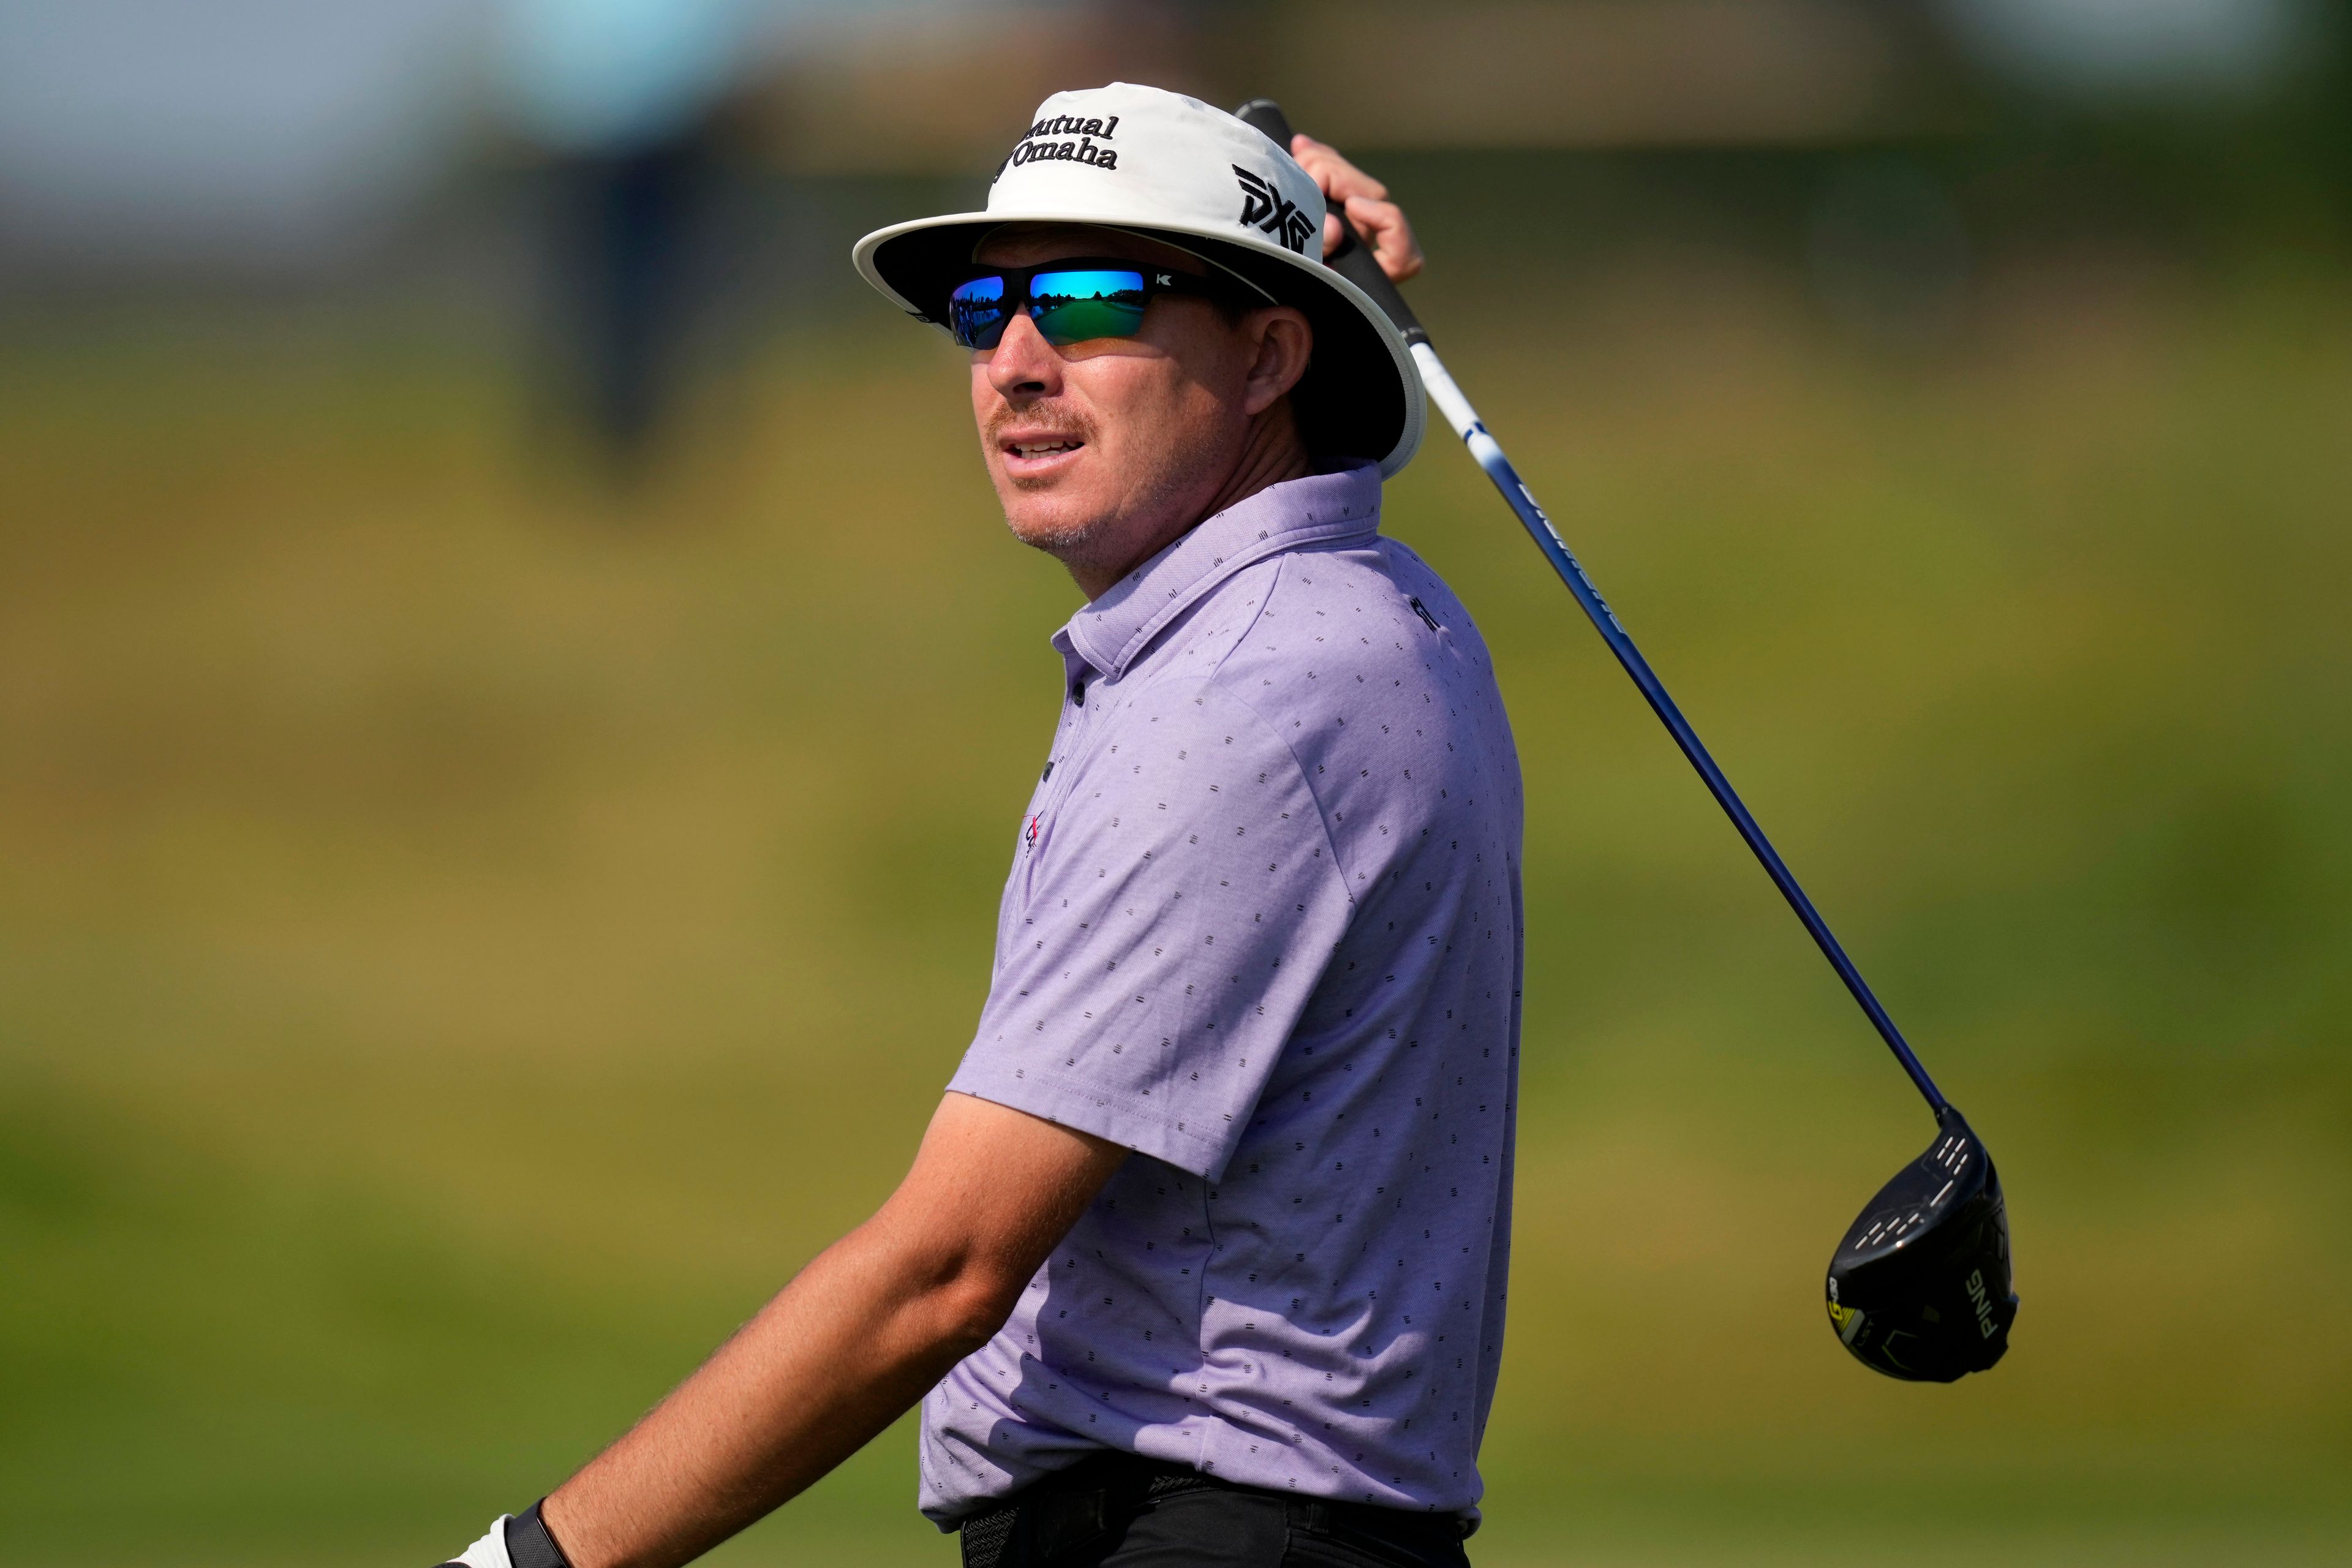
(995, 421, 1204, 587)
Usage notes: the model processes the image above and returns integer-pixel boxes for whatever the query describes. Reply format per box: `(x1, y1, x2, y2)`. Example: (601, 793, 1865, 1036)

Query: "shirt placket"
(1011, 662, 1110, 907)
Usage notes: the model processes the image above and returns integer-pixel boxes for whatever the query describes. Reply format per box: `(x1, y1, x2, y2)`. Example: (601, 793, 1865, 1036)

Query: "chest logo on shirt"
(1027, 813, 1043, 850)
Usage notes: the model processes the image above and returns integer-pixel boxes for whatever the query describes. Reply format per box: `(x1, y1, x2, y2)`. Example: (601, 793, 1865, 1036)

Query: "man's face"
(967, 225, 1308, 589)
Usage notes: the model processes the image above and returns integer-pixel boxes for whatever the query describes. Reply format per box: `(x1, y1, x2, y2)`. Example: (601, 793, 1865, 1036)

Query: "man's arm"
(535, 1093, 1125, 1568)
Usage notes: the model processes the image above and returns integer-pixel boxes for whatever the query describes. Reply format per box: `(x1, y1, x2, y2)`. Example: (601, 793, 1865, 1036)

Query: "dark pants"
(958, 1455, 1472, 1568)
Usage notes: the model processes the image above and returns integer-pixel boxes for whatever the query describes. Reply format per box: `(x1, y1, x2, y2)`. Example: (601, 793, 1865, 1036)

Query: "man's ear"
(1241, 307, 1313, 418)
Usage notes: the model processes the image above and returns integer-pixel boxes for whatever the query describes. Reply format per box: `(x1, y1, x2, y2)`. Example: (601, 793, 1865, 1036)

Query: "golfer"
(440, 85, 1523, 1568)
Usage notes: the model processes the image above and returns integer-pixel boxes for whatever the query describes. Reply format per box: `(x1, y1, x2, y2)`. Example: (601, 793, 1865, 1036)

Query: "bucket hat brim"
(854, 209, 1425, 479)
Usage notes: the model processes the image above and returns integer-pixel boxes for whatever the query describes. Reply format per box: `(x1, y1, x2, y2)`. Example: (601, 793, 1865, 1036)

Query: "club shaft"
(1411, 344, 1947, 1114)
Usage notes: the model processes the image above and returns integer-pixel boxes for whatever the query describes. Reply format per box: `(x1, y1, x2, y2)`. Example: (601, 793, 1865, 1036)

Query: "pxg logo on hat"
(851, 82, 1427, 477)
(1234, 167, 1315, 254)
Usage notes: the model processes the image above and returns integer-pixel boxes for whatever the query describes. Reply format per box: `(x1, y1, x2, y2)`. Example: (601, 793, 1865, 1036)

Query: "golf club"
(1235, 98, 2016, 1382)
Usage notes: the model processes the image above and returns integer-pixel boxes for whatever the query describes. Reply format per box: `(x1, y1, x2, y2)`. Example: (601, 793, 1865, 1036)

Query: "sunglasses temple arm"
(1233, 97, 1950, 1118)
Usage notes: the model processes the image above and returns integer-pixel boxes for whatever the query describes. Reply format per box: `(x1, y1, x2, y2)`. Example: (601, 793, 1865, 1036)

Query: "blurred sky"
(0, 0, 895, 266)
(0, 0, 2326, 273)
(0, 0, 483, 265)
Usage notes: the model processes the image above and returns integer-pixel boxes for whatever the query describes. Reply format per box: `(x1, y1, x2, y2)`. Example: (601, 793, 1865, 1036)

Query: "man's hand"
(533, 1094, 1125, 1568)
(1289, 134, 1423, 285)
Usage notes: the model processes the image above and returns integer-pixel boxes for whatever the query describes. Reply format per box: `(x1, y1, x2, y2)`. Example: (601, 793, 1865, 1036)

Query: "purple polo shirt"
(920, 461, 1524, 1526)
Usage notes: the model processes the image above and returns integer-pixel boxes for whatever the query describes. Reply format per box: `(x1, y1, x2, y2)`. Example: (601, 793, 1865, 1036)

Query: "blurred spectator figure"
(494, 0, 758, 472)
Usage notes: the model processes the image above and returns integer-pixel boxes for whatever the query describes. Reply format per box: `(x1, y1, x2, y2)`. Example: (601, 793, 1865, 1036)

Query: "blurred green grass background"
(4, 225, 2350, 1565)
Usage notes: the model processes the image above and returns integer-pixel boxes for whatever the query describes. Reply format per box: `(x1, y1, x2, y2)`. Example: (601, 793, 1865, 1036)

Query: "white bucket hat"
(853, 83, 1424, 478)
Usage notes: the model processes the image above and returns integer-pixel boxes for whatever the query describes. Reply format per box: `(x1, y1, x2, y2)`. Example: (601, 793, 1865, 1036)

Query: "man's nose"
(986, 312, 1063, 398)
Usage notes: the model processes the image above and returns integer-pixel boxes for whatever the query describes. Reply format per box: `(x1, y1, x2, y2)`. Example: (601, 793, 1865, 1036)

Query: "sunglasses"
(946, 258, 1239, 350)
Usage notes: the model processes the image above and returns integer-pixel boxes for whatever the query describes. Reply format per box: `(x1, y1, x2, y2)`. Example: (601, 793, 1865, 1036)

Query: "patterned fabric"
(923, 461, 1524, 1528)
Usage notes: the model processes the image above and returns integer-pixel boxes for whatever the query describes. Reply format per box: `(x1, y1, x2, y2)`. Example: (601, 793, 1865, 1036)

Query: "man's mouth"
(998, 431, 1089, 477)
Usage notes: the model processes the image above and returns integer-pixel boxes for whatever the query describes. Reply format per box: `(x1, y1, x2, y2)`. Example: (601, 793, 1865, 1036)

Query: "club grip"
(1234, 98, 1429, 346)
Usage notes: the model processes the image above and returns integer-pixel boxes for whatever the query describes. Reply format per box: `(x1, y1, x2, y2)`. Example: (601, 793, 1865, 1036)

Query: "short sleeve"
(948, 683, 1353, 1180)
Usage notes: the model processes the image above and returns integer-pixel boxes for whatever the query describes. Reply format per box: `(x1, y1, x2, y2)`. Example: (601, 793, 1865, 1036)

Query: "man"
(442, 85, 1523, 1568)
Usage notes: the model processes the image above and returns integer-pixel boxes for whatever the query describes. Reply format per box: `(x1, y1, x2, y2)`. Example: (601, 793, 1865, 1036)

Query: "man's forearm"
(525, 1094, 1123, 1568)
(538, 1212, 1001, 1568)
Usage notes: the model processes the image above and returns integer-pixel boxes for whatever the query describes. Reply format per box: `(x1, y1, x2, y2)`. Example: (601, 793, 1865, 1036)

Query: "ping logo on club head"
(1233, 165, 1315, 253)
(1966, 1267, 1997, 1338)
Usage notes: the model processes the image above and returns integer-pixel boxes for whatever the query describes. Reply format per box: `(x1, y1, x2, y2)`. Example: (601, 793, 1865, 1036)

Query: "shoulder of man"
(1162, 545, 1508, 869)
(1206, 544, 1492, 727)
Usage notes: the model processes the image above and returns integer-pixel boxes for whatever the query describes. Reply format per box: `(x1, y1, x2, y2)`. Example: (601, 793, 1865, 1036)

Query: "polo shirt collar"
(1056, 460, 1382, 682)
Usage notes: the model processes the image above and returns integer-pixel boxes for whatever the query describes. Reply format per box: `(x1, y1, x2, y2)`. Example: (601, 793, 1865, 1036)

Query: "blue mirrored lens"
(949, 275, 1009, 349)
(1028, 270, 1147, 345)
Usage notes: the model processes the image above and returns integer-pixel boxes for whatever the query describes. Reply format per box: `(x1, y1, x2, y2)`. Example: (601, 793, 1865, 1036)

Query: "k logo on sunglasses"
(1234, 167, 1315, 254)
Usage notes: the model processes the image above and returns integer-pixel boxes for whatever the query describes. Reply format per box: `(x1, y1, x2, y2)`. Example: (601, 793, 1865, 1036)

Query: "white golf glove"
(441, 1516, 514, 1568)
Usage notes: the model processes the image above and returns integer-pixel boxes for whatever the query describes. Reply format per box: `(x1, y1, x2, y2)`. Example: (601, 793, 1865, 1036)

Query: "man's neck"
(1068, 410, 1314, 600)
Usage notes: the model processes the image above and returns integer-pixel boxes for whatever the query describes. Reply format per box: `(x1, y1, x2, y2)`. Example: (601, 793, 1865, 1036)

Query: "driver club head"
(1826, 1105, 2016, 1382)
